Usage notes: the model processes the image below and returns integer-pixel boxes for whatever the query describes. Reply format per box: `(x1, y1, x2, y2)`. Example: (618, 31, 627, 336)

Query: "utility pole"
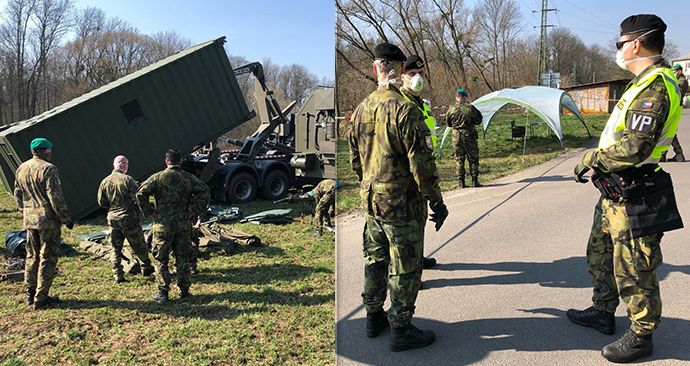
(535, 0, 556, 85)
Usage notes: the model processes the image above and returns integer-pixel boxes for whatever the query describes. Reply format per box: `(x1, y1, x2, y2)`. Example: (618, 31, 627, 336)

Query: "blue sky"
(501, 0, 690, 56)
(72, 0, 335, 80)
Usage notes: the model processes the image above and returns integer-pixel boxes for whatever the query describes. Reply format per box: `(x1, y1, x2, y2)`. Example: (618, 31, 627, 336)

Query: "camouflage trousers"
(151, 220, 193, 294)
(661, 135, 685, 160)
(362, 215, 424, 328)
(25, 228, 61, 303)
(110, 217, 152, 278)
(452, 129, 480, 180)
(314, 190, 335, 229)
(587, 197, 663, 335)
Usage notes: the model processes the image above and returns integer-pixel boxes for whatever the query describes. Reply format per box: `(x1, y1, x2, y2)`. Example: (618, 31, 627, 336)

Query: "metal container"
(0, 37, 253, 219)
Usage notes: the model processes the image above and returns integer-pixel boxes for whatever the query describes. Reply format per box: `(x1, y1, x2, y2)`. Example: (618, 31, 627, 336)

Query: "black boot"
(458, 177, 466, 188)
(472, 176, 481, 187)
(423, 257, 437, 269)
(152, 291, 169, 305)
(180, 288, 191, 300)
(33, 296, 60, 310)
(26, 287, 36, 306)
(566, 306, 615, 335)
(141, 265, 155, 277)
(601, 329, 653, 363)
(366, 310, 389, 338)
(390, 323, 435, 352)
(115, 274, 126, 283)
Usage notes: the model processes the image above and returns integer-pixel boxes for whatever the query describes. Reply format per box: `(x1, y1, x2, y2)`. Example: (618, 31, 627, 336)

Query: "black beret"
(374, 43, 406, 62)
(404, 55, 425, 71)
(620, 14, 666, 36)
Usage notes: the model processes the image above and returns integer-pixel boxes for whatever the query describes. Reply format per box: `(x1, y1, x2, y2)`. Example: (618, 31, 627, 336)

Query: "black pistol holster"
(592, 165, 684, 237)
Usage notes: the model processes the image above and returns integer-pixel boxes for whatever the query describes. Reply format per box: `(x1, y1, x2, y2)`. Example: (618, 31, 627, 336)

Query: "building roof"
(561, 78, 631, 90)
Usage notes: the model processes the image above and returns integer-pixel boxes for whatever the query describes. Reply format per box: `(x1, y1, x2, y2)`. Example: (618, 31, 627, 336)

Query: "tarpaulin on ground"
(239, 209, 293, 224)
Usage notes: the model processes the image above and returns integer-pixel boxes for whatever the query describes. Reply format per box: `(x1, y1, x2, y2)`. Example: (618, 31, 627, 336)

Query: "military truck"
(0, 37, 333, 220)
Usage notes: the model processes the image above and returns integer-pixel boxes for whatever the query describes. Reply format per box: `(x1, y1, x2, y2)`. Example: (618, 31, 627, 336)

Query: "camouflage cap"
(619, 14, 666, 36)
(30, 137, 53, 151)
(373, 43, 406, 62)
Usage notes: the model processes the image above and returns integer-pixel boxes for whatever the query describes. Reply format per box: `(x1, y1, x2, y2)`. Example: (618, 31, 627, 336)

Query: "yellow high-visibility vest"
(598, 66, 681, 165)
(401, 92, 437, 148)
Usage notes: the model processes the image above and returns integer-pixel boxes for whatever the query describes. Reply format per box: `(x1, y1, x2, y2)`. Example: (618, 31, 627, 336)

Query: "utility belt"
(592, 164, 684, 237)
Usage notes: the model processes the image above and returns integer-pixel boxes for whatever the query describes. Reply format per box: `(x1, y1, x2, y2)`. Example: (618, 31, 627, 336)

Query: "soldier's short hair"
(636, 31, 665, 54)
(375, 59, 403, 79)
(165, 149, 181, 164)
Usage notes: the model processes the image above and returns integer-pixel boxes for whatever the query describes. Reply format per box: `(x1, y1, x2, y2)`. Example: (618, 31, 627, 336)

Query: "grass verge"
(0, 190, 334, 366)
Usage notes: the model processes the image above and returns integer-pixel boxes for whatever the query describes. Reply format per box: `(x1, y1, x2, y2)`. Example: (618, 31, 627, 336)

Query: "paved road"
(336, 110, 690, 365)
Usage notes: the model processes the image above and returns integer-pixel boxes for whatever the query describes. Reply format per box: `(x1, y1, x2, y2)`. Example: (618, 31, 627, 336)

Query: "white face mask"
(409, 73, 424, 93)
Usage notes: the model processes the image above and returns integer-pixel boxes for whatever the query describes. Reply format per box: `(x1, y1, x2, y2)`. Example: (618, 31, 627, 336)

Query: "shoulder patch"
(628, 112, 656, 133)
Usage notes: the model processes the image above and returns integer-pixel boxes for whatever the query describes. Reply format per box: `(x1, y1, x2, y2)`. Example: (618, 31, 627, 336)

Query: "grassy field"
(0, 189, 334, 366)
(337, 112, 610, 213)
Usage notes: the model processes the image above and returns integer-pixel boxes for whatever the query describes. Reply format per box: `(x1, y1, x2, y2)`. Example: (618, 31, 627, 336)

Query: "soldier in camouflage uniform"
(570, 15, 684, 363)
(97, 155, 154, 283)
(446, 88, 483, 187)
(137, 149, 210, 304)
(401, 55, 440, 269)
(349, 43, 448, 352)
(310, 178, 337, 237)
(13, 138, 73, 310)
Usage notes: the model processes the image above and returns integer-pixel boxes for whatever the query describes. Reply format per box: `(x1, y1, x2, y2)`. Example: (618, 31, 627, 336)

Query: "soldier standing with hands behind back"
(137, 149, 210, 304)
(569, 14, 684, 363)
(14, 138, 73, 310)
(446, 88, 483, 188)
(349, 43, 448, 352)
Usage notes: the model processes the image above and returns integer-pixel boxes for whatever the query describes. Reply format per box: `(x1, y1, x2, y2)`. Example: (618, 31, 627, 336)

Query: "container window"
(121, 99, 145, 124)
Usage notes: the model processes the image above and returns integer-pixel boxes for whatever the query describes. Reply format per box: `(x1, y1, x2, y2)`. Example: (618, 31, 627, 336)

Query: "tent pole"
(522, 111, 529, 163)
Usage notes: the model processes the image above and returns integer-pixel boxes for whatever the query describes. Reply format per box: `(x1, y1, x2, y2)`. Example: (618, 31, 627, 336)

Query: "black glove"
(429, 201, 449, 231)
(65, 220, 74, 230)
(574, 163, 590, 184)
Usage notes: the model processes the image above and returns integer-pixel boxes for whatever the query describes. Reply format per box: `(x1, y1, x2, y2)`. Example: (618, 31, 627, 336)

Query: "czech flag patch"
(641, 101, 654, 109)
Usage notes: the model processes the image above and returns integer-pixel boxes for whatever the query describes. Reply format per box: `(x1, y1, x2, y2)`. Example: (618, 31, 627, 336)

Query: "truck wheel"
(226, 172, 257, 203)
(262, 170, 290, 200)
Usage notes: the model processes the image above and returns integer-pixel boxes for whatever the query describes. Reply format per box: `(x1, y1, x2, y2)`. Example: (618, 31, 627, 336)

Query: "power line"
(558, 9, 617, 31)
(561, 0, 617, 29)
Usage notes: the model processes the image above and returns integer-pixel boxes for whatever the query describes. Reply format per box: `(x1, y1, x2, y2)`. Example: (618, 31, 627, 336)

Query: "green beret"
(456, 88, 468, 96)
(672, 64, 682, 71)
(619, 14, 666, 36)
(30, 137, 53, 151)
(373, 43, 406, 62)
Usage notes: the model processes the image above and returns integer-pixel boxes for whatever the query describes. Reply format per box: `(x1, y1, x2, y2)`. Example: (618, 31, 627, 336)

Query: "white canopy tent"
(471, 86, 590, 145)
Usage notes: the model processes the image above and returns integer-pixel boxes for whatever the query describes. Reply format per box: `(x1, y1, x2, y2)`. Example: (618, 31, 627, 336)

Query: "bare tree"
(28, 0, 73, 115)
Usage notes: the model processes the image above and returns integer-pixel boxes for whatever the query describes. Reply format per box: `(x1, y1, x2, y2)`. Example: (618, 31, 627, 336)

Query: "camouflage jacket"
(13, 156, 70, 229)
(136, 166, 210, 224)
(97, 169, 141, 223)
(313, 179, 336, 201)
(349, 84, 442, 223)
(678, 74, 687, 102)
(446, 101, 482, 132)
(584, 61, 671, 172)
